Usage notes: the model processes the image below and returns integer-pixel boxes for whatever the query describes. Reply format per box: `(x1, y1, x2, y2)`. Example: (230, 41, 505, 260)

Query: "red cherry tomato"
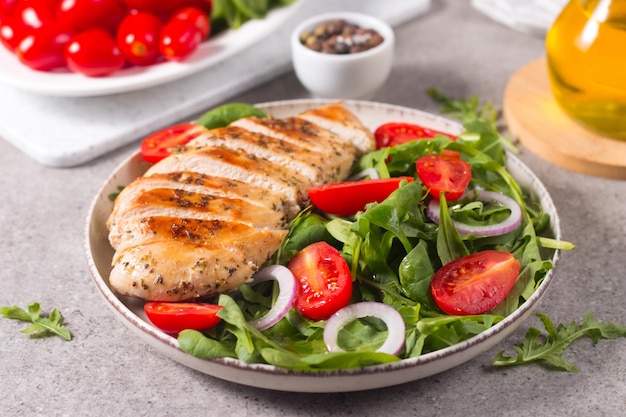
(16, 22, 73, 71)
(159, 16, 202, 61)
(121, 0, 212, 15)
(56, 0, 126, 34)
(65, 28, 125, 76)
(288, 241, 353, 321)
(171, 6, 210, 38)
(416, 153, 471, 201)
(308, 177, 414, 217)
(144, 301, 222, 334)
(13, 0, 57, 30)
(430, 250, 521, 315)
(140, 122, 206, 163)
(0, 16, 29, 52)
(374, 122, 457, 149)
(0, 0, 18, 19)
(116, 11, 163, 66)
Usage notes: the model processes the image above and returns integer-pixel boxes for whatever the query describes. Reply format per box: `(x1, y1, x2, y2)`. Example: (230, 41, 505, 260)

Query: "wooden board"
(503, 58, 626, 179)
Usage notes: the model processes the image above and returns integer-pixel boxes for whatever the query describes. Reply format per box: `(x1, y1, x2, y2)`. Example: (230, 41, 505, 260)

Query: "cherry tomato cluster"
(0, 0, 212, 77)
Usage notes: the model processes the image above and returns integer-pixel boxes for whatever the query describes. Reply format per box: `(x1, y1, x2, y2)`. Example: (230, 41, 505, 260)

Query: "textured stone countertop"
(1, 1, 625, 416)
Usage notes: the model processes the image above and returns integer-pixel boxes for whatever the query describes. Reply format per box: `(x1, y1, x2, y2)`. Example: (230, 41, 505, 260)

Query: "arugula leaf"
(493, 312, 626, 371)
(427, 88, 518, 156)
(1, 302, 72, 341)
(436, 194, 469, 265)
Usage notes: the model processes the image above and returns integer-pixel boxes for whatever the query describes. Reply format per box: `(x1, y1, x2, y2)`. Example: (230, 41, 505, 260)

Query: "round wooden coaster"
(503, 58, 626, 180)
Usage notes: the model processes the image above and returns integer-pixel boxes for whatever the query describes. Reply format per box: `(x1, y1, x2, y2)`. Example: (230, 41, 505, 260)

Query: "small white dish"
(0, 1, 303, 97)
(291, 12, 395, 99)
(85, 99, 562, 393)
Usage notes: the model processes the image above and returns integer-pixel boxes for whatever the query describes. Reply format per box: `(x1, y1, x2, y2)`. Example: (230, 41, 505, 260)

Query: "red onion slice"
(427, 190, 522, 236)
(347, 168, 380, 181)
(247, 265, 297, 331)
(323, 302, 406, 355)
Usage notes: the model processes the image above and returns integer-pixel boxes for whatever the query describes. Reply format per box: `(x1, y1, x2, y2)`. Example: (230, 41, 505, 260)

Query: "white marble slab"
(0, 0, 430, 167)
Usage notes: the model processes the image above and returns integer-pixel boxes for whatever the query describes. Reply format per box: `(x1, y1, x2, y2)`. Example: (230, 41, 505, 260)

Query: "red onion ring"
(427, 190, 522, 236)
(247, 265, 297, 331)
(323, 302, 406, 355)
(347, 168, 380, 181)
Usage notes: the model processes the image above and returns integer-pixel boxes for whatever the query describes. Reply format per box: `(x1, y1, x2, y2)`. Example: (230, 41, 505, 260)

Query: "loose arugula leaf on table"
(493, 312, 626, 372)
(1, 302, 72, 341)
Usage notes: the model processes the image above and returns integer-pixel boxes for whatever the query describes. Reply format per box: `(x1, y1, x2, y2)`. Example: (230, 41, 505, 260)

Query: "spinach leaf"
(196, 102, 266, 129)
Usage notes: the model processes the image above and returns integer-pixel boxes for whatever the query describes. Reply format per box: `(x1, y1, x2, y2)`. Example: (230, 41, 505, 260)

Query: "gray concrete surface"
(1, 1, 625, 416)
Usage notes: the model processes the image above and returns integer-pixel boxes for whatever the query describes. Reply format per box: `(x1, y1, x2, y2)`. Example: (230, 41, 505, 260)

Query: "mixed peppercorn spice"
(299, 19, 384, 54)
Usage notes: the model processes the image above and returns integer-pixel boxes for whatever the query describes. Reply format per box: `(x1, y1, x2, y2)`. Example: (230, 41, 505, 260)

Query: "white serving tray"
(0, 0, 430, 167)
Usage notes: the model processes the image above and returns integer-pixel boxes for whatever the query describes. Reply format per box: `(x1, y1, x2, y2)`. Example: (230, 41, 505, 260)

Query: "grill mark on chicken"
(232, 116, 355, 157)
(108, 171, 292, 224)
(110, 227, 286, 299)
(145, 146, 313, 212)
(113, 216, 286, 251)
(107, 103, 375, 301)
(108, 188, 287, 249)
(297, 105, 375, 155)
(186, 126, 333, 184)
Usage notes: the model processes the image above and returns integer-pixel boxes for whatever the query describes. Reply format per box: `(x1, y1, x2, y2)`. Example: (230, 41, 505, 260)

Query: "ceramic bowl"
(290, 12, 395, 99)
(85, 99, 562, 393)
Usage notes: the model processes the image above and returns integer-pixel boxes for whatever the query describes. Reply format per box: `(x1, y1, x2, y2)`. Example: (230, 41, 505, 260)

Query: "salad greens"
(177, 92, 573, 371)
(211, 0, 297, 30)
(0, 302, 72, 341)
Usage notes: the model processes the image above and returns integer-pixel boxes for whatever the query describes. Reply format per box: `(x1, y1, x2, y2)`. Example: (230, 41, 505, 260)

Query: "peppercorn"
(299, 19, 384, 55)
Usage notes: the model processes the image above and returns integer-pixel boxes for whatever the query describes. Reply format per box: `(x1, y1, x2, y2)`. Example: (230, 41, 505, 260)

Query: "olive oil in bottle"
(546, 0, 626, 140)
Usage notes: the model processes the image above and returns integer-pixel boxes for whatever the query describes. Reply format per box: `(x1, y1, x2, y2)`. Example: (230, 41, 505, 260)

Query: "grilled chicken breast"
(107, 103, 374, 301)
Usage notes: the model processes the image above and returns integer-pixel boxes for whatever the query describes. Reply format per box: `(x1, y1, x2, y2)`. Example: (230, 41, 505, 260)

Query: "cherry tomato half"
(140, 122, 206, 163)
(159, 15, 203, 61)
(308, 177, 414, 217)
(288, 241, 353, 321)
(116, 11, 163, 66)
(65, 28, 125, 76)
(144, 301, 222, 334)
(430, 250, 521, 315)
(374, 122, 457, 149)
(416, 153, 471, 201)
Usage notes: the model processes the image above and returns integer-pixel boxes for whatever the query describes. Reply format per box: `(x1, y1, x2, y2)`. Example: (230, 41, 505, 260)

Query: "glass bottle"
(546, 0, 626, 140)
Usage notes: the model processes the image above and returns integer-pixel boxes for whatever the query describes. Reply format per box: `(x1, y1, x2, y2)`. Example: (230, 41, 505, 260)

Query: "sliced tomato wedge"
(288, 241, 353, 321)
(140, 122, 206, 163)
(374, 122, 456, 149)
(416, 153, 471, 201)
(430, 250, 521, 315)
(144, 301, 222, 333)
(308, 177, 414, 216)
